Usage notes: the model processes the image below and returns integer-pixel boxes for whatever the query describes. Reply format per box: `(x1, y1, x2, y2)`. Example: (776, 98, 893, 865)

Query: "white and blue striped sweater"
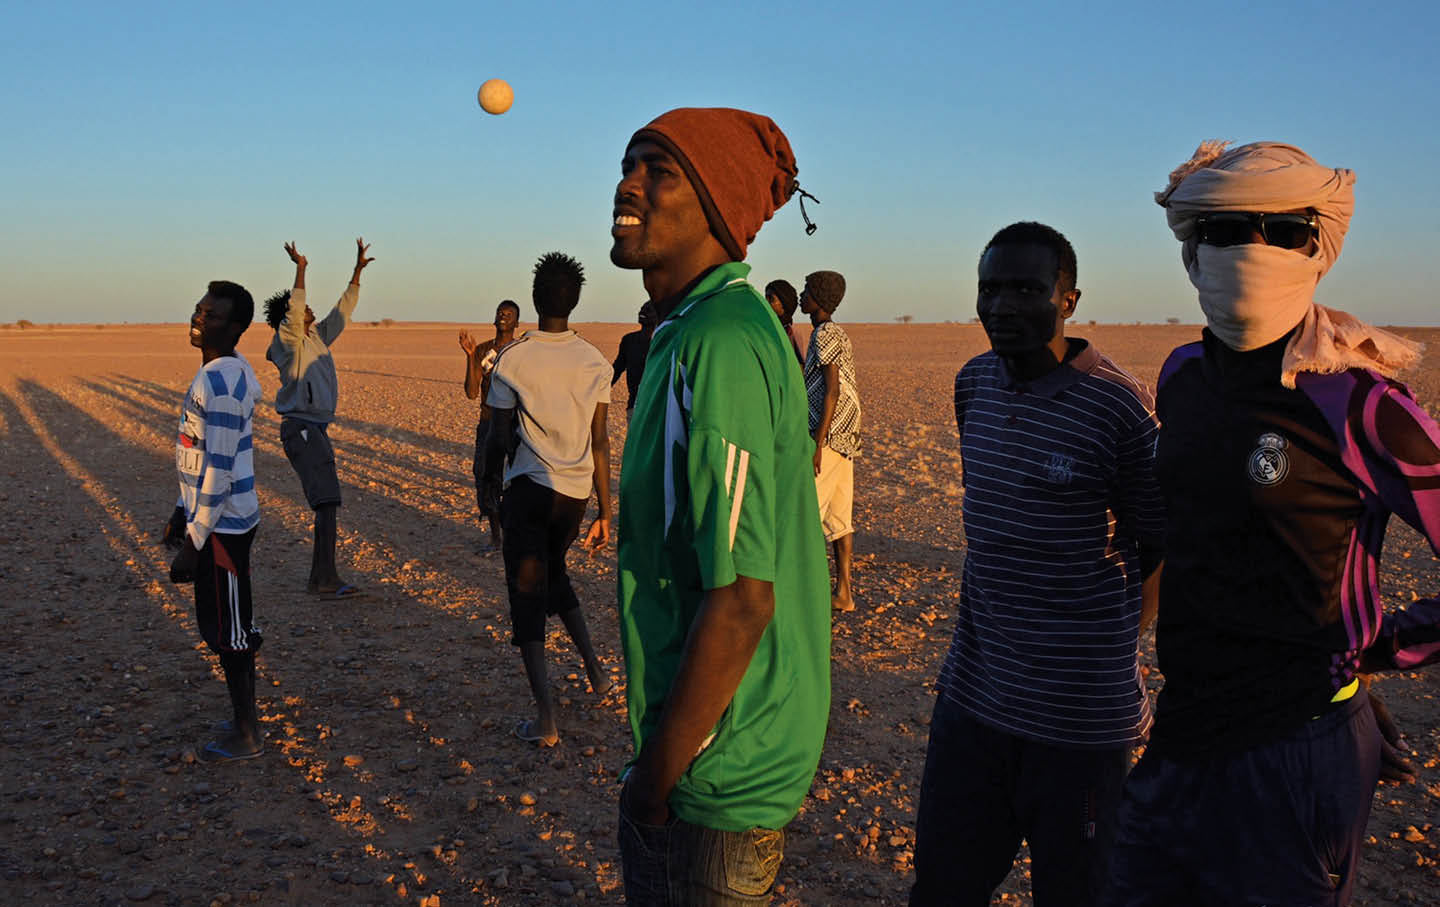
(176, 354, 260, 547)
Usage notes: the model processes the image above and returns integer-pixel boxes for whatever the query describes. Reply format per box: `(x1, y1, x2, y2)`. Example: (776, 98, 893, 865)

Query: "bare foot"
(832, 593, 856, 612)
(589, 670, 614, 696)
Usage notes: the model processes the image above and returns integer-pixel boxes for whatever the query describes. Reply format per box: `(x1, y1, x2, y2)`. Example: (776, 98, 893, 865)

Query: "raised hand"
(354, 237, 375, 275)
(459, 330, 478, 355)
(284, 241, 307, 268)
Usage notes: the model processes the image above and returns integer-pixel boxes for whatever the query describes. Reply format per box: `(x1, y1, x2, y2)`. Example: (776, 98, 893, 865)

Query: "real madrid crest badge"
(1248, 432, 1289, 486)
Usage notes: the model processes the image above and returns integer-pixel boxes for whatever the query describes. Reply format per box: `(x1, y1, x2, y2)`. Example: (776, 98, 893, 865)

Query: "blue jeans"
(618, 799, 785, 905)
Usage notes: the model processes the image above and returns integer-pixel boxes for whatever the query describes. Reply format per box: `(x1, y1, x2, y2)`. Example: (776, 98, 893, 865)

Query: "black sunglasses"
(1195, 212, 1318, 250)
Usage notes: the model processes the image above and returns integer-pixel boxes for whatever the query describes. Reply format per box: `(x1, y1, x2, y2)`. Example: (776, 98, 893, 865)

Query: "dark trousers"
(911, 692, 1128, 907)
(619, 799, 785, 905)
(471, 419, 501, 519)
(1102, 693, 1380, 907)
(500, 476, 585, 646)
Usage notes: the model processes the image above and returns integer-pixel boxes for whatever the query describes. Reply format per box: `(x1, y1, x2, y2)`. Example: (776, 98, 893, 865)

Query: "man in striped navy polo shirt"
(911, 222, 1164, 906)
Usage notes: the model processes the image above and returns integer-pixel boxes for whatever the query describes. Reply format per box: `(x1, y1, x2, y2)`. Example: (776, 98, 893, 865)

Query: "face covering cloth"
(1157, 140, 1420, 387)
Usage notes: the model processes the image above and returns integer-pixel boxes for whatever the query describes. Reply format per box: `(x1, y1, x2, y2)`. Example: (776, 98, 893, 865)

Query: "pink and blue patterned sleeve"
(1306, 371, 1440, 670)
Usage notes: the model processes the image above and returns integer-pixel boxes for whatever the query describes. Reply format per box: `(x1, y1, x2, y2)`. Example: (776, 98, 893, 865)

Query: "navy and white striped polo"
(938, 340, 1164, 748)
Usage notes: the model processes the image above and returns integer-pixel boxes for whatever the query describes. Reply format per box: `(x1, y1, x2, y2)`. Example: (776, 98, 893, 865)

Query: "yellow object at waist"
(1331, 678, 1360, 703)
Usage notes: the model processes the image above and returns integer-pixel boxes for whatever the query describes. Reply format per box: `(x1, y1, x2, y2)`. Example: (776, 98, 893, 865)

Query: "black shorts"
(281, 417, 342, 509)
(193, 528, 262, 654)
(500, 476, 587, 645)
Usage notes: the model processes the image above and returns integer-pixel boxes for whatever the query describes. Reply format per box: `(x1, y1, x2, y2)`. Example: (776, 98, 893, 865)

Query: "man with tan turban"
(610, 107, 830, 903)
(1103, 141, 1440, 906)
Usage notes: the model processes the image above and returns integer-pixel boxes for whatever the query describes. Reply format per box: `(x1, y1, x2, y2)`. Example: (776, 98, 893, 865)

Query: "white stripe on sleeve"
(728, 448, 750, 551)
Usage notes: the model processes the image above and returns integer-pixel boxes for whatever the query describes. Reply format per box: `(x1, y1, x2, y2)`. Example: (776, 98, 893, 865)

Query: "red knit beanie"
(627, 107, 799, 261)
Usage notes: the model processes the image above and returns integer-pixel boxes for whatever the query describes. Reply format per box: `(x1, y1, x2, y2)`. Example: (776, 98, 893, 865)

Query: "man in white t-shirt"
(483, 252, 613, 747)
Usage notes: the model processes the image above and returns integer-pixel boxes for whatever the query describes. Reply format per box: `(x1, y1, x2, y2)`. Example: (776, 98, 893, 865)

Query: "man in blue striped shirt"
(910, 223, 1164, 906)
(164, 280, 265, 763)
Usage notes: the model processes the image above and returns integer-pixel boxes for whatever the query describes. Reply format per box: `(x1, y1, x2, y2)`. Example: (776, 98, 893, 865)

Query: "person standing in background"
(460, 299, 520, 551)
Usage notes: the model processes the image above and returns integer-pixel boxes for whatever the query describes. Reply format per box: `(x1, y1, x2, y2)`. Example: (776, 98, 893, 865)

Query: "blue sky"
(3, 0, 1437, 325)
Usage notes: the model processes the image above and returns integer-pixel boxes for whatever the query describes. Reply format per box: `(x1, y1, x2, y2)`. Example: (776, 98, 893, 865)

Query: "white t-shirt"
(487, 330, 611, 500)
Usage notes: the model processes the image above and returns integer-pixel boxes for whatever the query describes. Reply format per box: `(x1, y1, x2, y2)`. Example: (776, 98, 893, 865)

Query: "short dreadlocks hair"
(262, 289, 292, 331)
(532, 252, 585, 318)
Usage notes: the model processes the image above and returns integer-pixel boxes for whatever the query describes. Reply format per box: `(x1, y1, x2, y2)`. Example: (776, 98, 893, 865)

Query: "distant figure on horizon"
(800, 269, 862, 612)
(459, 299, 521, 552)
(610, 106, 830, 904)
(481, 252, 612, 748)
(163, 279, 265, 763)
(765, 278, 804, 364)
(610, 301, 656, 417)
(910, 222, 1164, 907)
(262, 238, 373, 599)
(1103, 141, 1439, 907)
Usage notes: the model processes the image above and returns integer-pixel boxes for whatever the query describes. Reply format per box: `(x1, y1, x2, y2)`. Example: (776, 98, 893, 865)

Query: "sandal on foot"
(198, 738, 263, 763)
(308, 583, 367, 599)
(512, 720, 558, 748)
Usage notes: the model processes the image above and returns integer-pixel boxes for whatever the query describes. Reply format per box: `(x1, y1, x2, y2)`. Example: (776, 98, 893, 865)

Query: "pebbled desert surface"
(2, 320, 1439, 907)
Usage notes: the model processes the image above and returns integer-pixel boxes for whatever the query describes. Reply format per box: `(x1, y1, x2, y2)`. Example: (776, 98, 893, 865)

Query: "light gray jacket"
(265, 285, 358, 423)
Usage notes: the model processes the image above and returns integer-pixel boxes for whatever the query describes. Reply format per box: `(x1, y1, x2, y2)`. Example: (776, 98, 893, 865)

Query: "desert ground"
(2, 319, 1439, 907)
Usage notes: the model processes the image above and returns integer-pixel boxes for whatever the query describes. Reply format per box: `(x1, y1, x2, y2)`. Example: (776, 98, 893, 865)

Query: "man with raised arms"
(262, 238, 373, 598)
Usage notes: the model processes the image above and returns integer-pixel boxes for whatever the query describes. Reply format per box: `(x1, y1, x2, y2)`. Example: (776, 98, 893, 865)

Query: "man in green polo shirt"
(610, 106, 831, 904)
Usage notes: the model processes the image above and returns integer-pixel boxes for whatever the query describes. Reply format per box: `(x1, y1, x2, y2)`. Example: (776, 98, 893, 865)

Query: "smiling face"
(190, 292, 238, 351)
(495, 303, 519, 332)
(610, 141, 715, 273)
(976, 243, 1073, 357)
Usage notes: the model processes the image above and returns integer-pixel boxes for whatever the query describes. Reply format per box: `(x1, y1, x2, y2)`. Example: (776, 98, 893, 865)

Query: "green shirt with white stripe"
(617, 261, 832, 832)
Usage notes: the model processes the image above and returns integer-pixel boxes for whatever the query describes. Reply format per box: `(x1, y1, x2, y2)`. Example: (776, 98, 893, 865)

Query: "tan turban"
(1158, 140, 1420, 387)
